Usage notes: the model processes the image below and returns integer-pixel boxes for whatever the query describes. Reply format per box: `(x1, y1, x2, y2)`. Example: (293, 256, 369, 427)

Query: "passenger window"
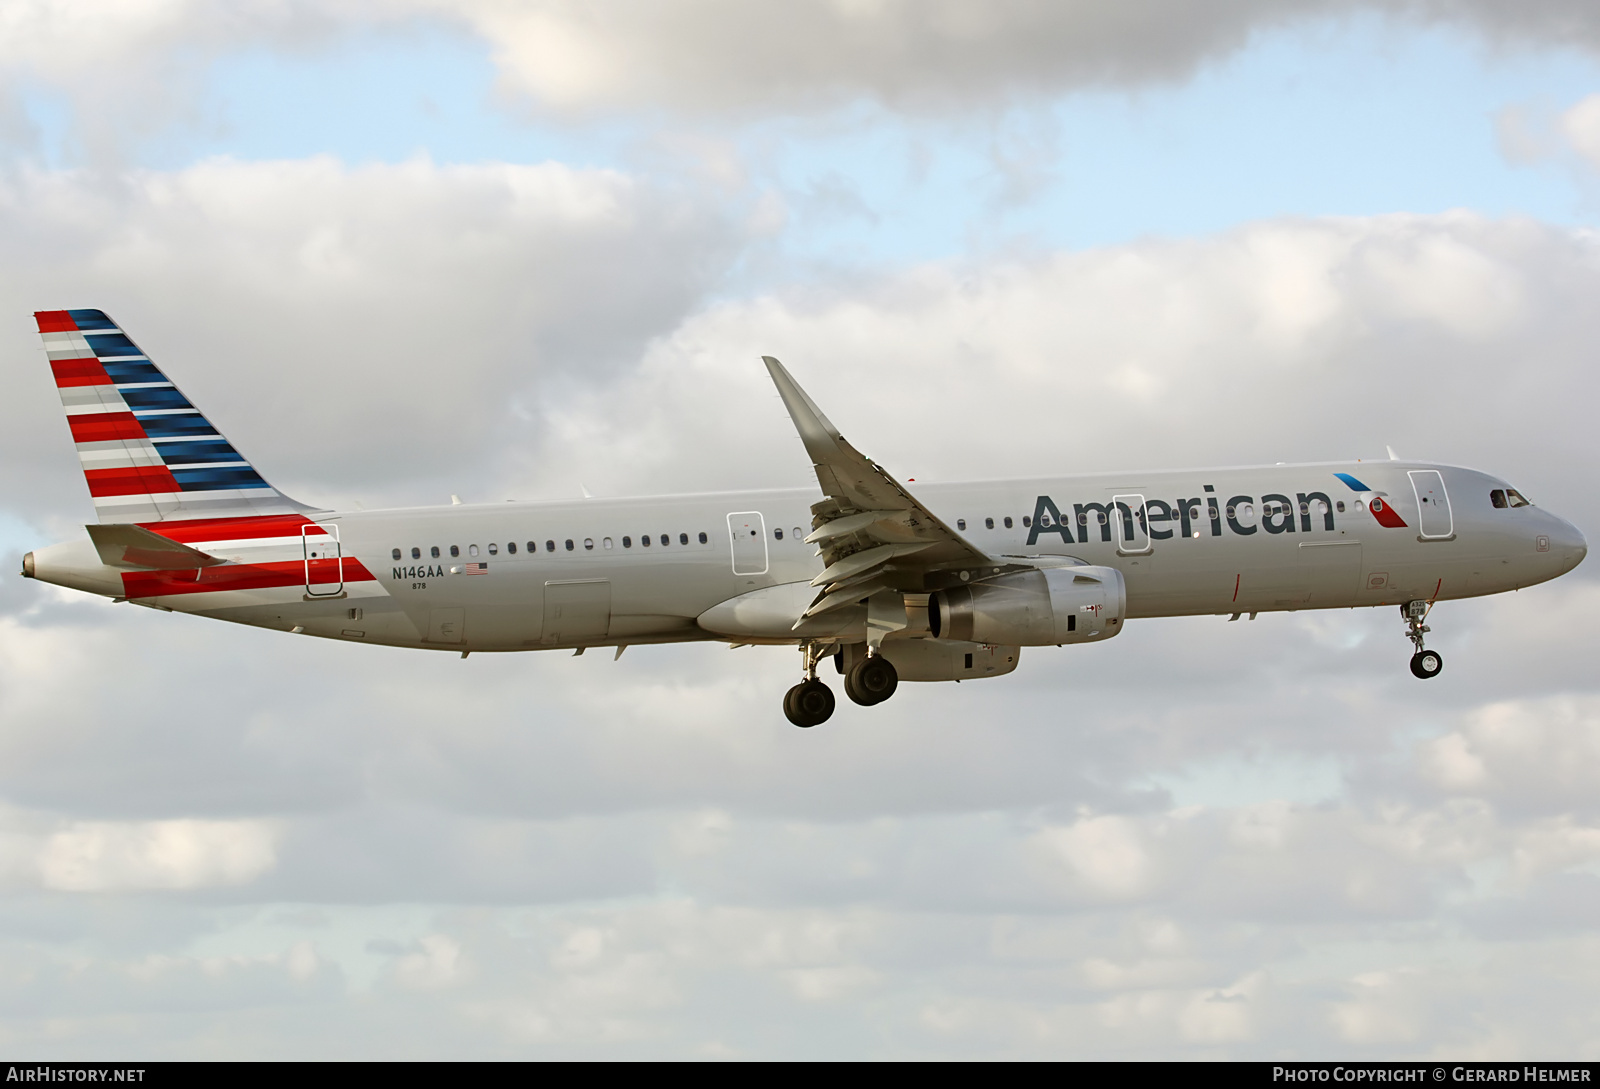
(564, 539, 574, 551)
(679, 533, 689, 545)
(450, 545, 460, 558)
(487, 543, 498, 555)
(623, 536, 632, 548)
(469, 544, 480, 557)
(642, 534, 651, 546)
(793, 527, 802, 540)
(1491, 489, 1507, 509)
(1506, 489, 1530, 508)
(774, 528, 784, 540)
(584, 538, 594, 550)
(1022, 516, 1032, 528)
(411, 547, 421, 560)
(1336, 501, 1345, 513)
(1079, 512, 1088, 525)
(698, 531, 708, 544)
(1004, 516, 1013, 529)
(957, 519, 966, 530)
(604, 537, 613, 549)
(985, 518, 994, 529)
(507, 541, 516, 554)
(391, 548, 401, 561)
(431, 546, 440, 558)
(662, 534, 671, 546)
(546, 540, 555, 552)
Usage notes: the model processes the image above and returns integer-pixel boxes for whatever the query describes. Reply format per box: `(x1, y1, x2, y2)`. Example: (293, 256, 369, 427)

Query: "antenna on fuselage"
(1386, 446, 1399, 461)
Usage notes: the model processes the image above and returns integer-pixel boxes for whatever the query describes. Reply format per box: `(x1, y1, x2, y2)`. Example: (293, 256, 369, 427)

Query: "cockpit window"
(1491, 489, 1507, 509)
(1506, 488, 1531, 508)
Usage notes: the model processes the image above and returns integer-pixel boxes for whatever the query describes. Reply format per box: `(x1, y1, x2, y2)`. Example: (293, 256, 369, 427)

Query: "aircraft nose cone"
(1566, 524, 1587, 569)
(1553, 519, 1587, 572)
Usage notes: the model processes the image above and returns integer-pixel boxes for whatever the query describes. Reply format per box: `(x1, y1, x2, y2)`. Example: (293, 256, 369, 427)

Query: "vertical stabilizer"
(35, 309, 317, 523)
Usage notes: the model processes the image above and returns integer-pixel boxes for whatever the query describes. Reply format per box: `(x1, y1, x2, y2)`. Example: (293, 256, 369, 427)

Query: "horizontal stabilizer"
(86, 523, 227, 569)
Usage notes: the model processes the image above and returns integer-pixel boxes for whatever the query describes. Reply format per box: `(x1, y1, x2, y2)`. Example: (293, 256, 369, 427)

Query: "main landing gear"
(783, 642, 836, 728)
(844, 653, 898, 707)
(782, 643, 901, 726)
(1403, 600, 1443, 680)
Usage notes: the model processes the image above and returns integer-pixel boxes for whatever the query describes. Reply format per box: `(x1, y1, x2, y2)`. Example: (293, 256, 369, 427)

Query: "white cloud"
(37, 818, 278, 891)
(1560, 93, 1600, 172)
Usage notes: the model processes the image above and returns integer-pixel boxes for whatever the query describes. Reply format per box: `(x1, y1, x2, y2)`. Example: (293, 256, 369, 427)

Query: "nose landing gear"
(783, 642, 837, 727)
(1403, 600, 1443, 679)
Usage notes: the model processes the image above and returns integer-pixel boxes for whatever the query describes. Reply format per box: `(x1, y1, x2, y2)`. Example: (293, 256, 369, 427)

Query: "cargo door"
(541, 580, 612, 645)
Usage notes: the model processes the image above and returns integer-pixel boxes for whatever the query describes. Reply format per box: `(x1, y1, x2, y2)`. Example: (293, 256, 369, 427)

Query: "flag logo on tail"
(35, 309, 315, 524)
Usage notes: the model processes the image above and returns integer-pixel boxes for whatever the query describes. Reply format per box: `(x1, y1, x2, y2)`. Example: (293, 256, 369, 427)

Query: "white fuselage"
(26, 459, 1587, 658)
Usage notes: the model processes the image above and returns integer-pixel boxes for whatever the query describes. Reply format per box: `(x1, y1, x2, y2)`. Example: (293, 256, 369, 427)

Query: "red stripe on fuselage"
(68, 412, 146, 443)
(1369, 498, 1409, 529)
(121, 558, 376, 599)
(51, 358, 112, 387)
(85, 465, 180, 497)
(137, 515, 325, 544)
(35, 310, 77, 333)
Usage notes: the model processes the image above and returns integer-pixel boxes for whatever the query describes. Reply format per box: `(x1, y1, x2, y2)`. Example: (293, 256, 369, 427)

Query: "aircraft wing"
(763, 356, 993, 619)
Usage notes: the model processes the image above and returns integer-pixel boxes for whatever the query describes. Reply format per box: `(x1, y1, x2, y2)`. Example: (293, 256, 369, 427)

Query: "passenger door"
(302, 523, 344, 598)
(727, 511, 769, 575)
(1409, 470, 1453, 539)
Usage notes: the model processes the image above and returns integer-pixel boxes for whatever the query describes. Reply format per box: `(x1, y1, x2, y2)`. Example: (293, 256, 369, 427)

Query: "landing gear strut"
(783, 642, 836, 727)
(1403, 600, 1443, 680)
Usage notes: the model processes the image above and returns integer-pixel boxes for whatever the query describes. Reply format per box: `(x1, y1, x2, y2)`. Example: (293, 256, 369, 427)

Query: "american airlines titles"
(1026, 484, 1342, 547)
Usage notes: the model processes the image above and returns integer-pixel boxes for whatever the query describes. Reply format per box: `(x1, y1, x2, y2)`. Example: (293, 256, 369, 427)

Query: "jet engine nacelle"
(933, 565, 1126, 646)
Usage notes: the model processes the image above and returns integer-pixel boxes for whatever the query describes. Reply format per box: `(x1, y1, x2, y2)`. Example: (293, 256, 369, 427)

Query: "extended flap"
(86, 523, 227, 569)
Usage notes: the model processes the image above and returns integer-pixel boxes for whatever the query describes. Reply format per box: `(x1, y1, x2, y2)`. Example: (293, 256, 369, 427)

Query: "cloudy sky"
(2, 0, 1599, 1059)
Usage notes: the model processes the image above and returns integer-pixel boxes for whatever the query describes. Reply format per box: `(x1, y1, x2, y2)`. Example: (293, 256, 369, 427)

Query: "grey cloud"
(0, 157, 751, 523)
(8, 1, 1600, 146)
(443, 1, 1600, 117)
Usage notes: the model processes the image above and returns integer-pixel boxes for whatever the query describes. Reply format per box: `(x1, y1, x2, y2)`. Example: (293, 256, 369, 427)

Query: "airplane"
(21, 309, 1589, 727)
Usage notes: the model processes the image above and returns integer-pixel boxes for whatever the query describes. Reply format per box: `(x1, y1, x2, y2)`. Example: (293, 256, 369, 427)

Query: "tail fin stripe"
(155, 440, 239, 463)
(82, 333, 142, 355)
(134, 415, 216, 437)
(101, 361, 165, 383)
(120, 388, 193, 410)
(170, 467, 269, 489)
(66, 309, 118, 330)
(35, 310, 78, 333)
(51, 359, 113, 387)
(85, 466, 181, 497)
(67, 413, 147, 443)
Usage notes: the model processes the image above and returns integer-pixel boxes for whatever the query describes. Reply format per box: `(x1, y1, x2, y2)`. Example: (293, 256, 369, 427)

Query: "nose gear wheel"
(1402, 600, 1443, 680)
